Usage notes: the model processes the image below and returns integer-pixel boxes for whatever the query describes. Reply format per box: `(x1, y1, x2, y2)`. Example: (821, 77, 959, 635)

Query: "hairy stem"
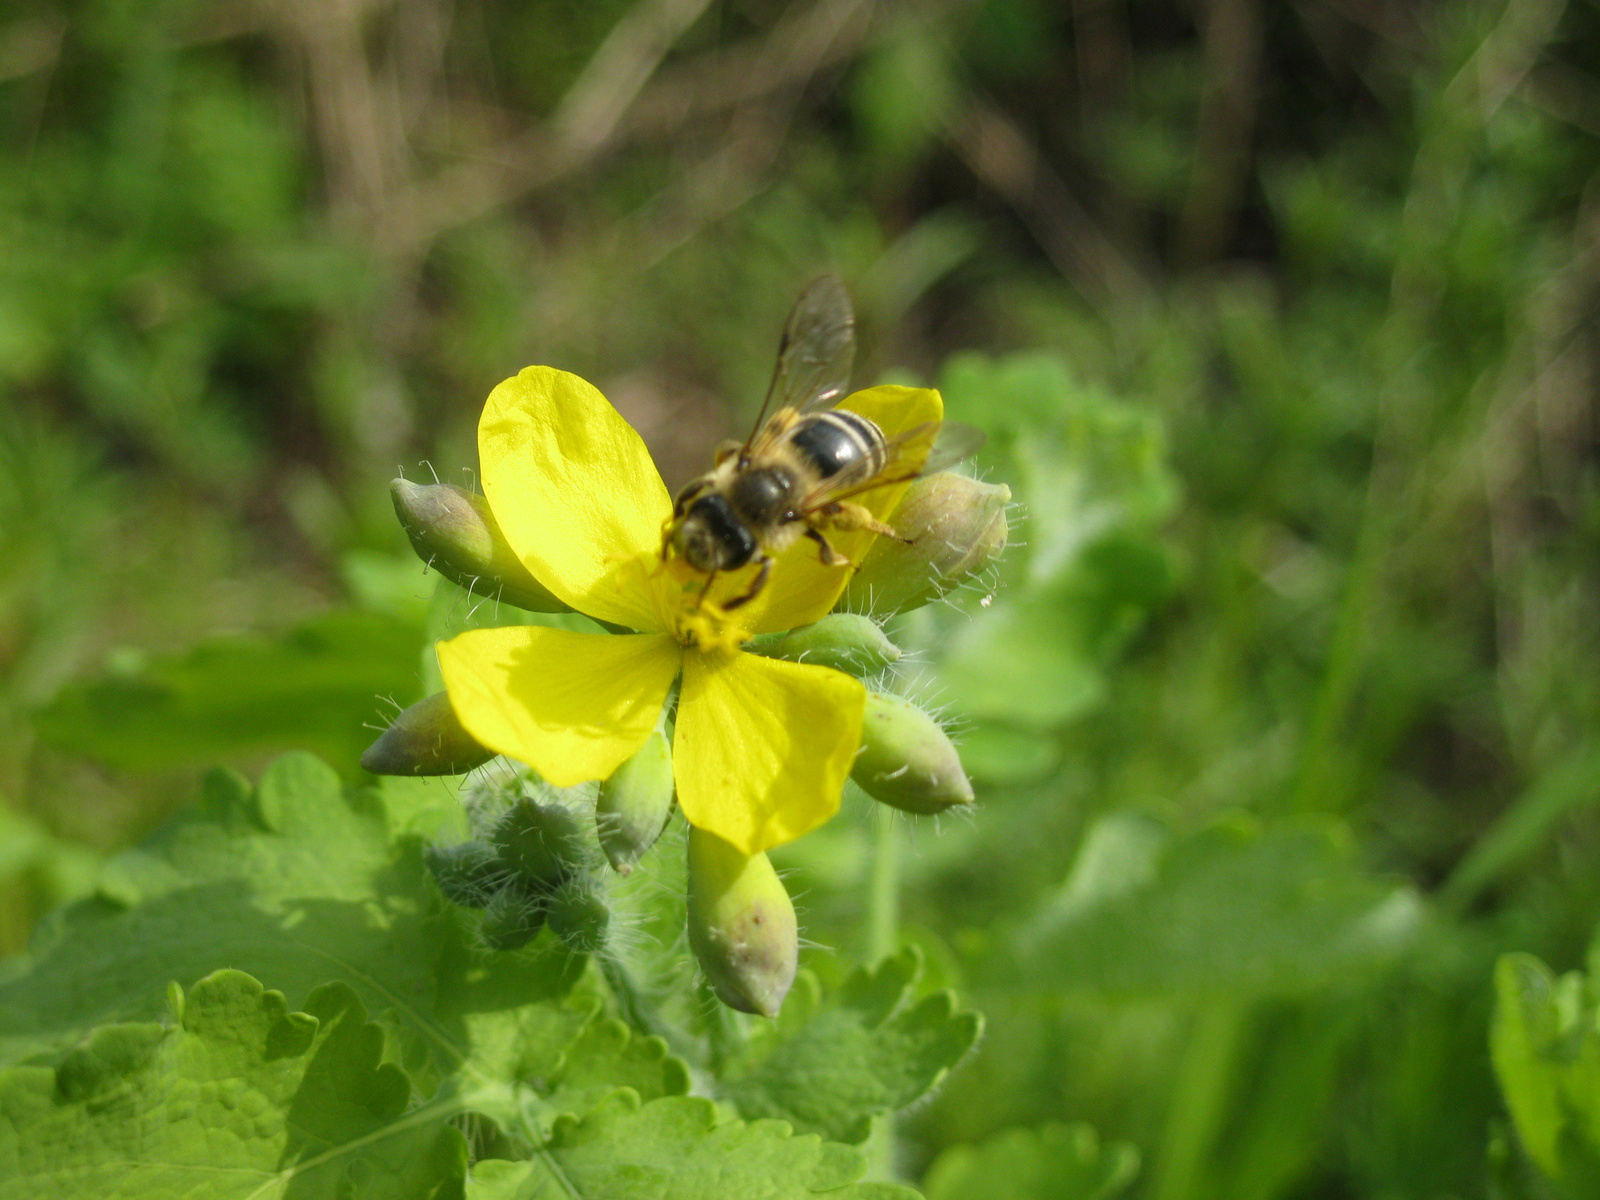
(867, 811, 901, 962)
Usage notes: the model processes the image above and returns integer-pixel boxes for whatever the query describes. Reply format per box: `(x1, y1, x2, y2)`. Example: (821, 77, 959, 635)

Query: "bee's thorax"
(728, 466, 795, 526)
(668, 409, 888, 576)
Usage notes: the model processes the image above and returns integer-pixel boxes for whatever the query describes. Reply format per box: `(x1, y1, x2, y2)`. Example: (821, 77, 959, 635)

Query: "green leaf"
(466, 1092, 920, 1199)
(0, 800, 99, 908)
(0, 753, 590, 1094)
(922, 1122, 1139, 1200)
(720, 946, 982, 1144)
(32, 610, 426, 778)
(908, 354, 1180, 732)
(0, 969, 467, 1200)
(936, 353, 1179, 586)
(1490, 950, 1600, 1188)
(1019, 814, 1421, 997)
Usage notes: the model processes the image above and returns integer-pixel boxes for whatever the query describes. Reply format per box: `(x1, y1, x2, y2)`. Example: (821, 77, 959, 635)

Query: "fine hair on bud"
(493, 797, 592, 890)
(547, 876, 614, 954)
(685, 827, 798, 1018)
(361, 691, 495, 777)
(390, 478, 570, 613)
(852, 691, 975, 814)
(479, 885, 548, 952)
(841, 473, 1011, 617)
(425, 840, 504, 908)
(749, 612, 902, 677)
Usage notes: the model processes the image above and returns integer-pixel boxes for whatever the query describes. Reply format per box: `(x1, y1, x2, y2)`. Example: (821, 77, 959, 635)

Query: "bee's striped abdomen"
(789, 410, 885, 481)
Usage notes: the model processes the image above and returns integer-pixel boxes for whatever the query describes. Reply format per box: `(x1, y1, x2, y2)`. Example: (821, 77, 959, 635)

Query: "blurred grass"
(4, 0, 1600, 1196)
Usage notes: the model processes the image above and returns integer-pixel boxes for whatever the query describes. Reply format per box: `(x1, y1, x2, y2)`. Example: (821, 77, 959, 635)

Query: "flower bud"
(595, 729, 675, 874)
(686, 827, 797, 1017)
(852, 692, 974, 814)
(390, 478, 569, 613)
(425, 840, 502, 907)
(360, 690, 495, 777)
(750, 613, 901, 678)
(493, 798, 589, 890)
(479, 885, 547, 951)
(548, 878, 613, 954)
(841, 474, 1010, 616)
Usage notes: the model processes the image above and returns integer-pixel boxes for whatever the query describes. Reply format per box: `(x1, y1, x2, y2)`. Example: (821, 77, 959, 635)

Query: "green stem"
(863, 813, 905, 1183)
(598, 954, 702, 1065)
(1151, 997, 1250, 1200)
(867, 812, 901, 962)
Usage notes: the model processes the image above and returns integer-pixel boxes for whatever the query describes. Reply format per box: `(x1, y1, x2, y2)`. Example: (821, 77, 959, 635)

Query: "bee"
(663, 275, 983, 611)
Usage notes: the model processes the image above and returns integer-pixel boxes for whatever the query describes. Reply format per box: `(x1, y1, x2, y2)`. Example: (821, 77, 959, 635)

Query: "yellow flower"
(436, 366, 942, 856)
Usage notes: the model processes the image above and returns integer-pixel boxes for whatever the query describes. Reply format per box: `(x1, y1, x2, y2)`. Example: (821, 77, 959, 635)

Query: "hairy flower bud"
(480, 885, 547, 951)
(548, 878, 613, 954)
(842, 474, 1010, 616)
(595, 729, 675, 874)
(686, 828, 797, 1017)
(493, 798, 589, 890)
(391, 478, 569, 613)
(360, 690, 495, 777)
(425, 840, 501, 907)
(852, 692, 974, 814)
(750, 613, 901, 677)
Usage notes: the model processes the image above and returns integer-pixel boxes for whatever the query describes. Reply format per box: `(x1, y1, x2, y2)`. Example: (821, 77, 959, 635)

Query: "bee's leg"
(828, 501, 911, 543)
(804, 526, 854, 568)
(720, 557, 771, 611)
(656, 520, 674, 574)
(692, 569, 717, 610)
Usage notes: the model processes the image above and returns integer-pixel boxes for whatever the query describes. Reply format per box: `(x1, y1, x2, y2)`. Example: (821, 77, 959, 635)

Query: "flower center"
(658, 558, 751, 652)
(671, 604, 749, 653)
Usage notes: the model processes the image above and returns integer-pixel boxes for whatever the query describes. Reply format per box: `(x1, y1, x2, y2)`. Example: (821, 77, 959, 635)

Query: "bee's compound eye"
(673, 516, 715, 572)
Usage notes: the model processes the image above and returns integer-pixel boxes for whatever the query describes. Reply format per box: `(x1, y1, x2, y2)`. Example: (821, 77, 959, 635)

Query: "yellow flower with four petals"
(436, 366, 941, 856)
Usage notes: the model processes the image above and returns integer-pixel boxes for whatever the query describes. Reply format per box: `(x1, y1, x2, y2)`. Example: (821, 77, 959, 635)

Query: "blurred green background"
(4, 0, 1600, 1195)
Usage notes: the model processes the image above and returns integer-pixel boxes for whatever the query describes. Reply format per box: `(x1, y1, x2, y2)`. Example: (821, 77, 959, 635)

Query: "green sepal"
(480, 885, 548, 951)
(391, 478, 569, 613)
(596, 729, 676, 874)
(492, 798, 590, 890)
(842, 473, 1010, 616)
(750, 613, 902, 677)
(548, 878, 613, 954)
(686, 828, 797, 1018)
(853, 693, 974, 814)
(361, 690, 495, 777)
(425, 840, 502, 908)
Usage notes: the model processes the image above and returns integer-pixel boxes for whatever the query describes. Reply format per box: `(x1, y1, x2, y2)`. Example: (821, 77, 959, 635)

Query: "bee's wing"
(798, 420, 987, 514)
(742, 275, 856, 459)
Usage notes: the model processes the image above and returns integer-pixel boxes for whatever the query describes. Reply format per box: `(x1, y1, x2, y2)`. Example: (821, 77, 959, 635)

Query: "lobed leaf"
(0, 754, 597, 1103)
(1490, 950, 1600, 1189)
(467, 1092, 919, 1200)
(1018, 813, 1422, 997)
(720, 946, 982, 1144)
(0, 969, 467, 1200)
(922, 1121, 1138, 1200)
(31, 610, 425, 778)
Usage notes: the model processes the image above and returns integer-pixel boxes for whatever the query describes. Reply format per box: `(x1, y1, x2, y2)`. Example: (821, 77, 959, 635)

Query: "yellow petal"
(675, 651, 866, 855)
(438, 625, 681, 787)
(480, 367, 672, 631)
(744, 385, 945, 633)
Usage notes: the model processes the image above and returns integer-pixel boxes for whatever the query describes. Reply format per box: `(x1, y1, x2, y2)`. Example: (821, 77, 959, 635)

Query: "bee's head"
(670, 493, 757, 574)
